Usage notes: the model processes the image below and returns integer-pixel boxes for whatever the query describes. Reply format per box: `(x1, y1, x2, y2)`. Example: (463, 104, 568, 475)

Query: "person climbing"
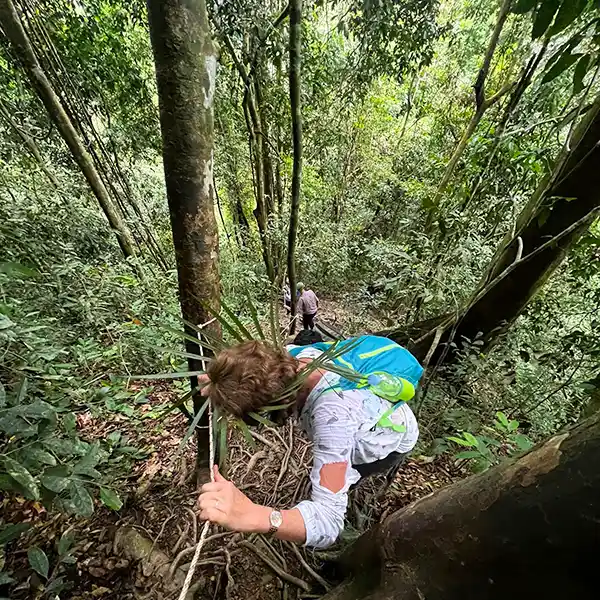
(196, 335, 422, 549)
(296, 282, 318, 330)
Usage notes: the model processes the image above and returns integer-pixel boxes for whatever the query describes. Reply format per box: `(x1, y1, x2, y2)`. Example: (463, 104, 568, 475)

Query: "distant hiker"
(197, 335, 422, 549)
(297, 282, 318, 330)
(283, 281, 291, 314)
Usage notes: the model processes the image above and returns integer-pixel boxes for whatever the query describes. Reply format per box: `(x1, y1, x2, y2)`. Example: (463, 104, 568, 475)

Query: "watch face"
(270, 510, 283, 528)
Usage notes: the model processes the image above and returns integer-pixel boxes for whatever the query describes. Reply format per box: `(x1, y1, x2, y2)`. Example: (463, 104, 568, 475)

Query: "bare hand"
(196, 466, 267, 533)
(198, 373, 210, 397)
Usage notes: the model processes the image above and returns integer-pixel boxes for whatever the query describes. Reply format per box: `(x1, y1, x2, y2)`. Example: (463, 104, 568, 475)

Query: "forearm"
(247, 505, 307, 544)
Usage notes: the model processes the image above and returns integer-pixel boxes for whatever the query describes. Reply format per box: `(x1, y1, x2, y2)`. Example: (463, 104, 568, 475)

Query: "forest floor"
(3, 382, 465, 600)
(2, 299, 465, 599)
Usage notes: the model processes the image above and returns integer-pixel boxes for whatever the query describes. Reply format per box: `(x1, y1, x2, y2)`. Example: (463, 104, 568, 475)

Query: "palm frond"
(163, 324, 223, 354)
(246, 293, 266, 340)
(248, 411, 277, 428)
(128, 370, 205, 381)
(216, 413, 228, 472)
(233, 418, 257, 450)
(199, 298, 248, 343)
(154, 347, 214, 363)
(179, 318, 228, 352)
(155, 385, 200, 421)
(219, 298, 255, 341)
(176, 397, 209, 456)
(269, 293, 282, 346)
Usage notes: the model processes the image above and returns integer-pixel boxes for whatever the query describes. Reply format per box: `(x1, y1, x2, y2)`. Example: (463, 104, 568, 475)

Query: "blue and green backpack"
(288, 335, 423, 432)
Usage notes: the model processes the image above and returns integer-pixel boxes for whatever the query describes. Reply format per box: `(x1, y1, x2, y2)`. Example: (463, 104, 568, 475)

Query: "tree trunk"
(287, 0, 302, 334)
(0, 100, 60, 188)
(147, 0, 220, 469)
(0, 0, 136, 259)
(327, 411, 600, 600)
(392, 95, 600, 363)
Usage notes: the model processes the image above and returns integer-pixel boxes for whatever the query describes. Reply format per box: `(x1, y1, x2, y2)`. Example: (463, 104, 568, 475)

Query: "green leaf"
(22, 447, 57, 467)
(41, 465, 70, 493)
(532, 0, 561, 39)
(63, 412, 77, 436)
(16, 378, 28, 404)
(27, 547, 49, 579)
(512, 0, 538, 14)
(42, 438, 75, 457)
(176, 397, 209, 456)
(0, 571, 15, 585)
(495, 411, 510, 429)
(75, 466, 101, 479)
(573, 54, 592, 94)
(462, 432, 479, 446)
(513, 433, 534, 451)
(45, 576, 68, 596)
(0, 261, 38, 278)
(0, 414, 36, 436)
(447, 435, 474, 447)
(454, 450, 482, 460)
(549, 0, 588, 36)
(1, 457, 39, 499)
(107, 431, 122, 445)
(57, 530, 75, 556)
(542, 51, 580, 83)
(69, 481, 94, 517)
(100, 487, 123, 510)
(0, 523, 30, 545)
(73, 442, 101, 474)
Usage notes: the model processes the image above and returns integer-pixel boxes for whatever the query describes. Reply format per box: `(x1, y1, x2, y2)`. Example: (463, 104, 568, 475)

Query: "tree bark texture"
(395, 95, 600, 363)
(287, 0, 302, 333)
(147, 0, 220, 467)
(0, 0, 137, 258)
(327, 411, 600, 600)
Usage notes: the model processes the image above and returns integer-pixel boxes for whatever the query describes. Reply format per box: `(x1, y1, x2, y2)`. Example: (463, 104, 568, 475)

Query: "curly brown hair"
(206, 341, 299, 417)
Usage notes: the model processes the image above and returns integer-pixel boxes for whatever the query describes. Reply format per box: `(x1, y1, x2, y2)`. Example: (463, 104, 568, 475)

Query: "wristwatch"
(268, 509, 283, 534)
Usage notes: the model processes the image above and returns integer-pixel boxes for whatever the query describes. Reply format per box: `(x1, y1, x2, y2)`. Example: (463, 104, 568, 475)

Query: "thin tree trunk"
(0, 100, 60, 188)
(147, 0, 220, 471)
(287, 0, 302, 334)
(327, 411, 600, 600)
(0, 0, 137, 258)
(222, 34, 276, 281)
(464, 39, 550, 211)
(425, 0, 513, 230)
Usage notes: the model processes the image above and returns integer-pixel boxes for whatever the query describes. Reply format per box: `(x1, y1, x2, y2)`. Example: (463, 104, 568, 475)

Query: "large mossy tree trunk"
(327, 411, 600, 600)
(390, 95, 600, 363)
(0, 0, 137, 259)
(147, 0, 220, 469)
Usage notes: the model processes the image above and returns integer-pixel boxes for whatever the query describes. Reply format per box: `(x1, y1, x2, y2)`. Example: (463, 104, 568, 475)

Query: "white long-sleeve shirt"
(289, 346, 419, 548)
